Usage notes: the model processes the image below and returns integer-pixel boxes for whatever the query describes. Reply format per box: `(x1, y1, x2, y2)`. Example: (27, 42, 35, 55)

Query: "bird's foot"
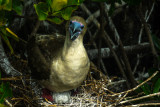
(41, 88, 54, 102)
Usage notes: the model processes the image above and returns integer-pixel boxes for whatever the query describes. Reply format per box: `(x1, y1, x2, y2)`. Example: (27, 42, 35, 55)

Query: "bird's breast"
(46, 46, 90, 92)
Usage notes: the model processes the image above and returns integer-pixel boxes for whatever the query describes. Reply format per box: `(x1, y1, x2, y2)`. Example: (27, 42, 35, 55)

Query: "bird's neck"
(64, 32, 83, 48)
(62, 33, 84, 60)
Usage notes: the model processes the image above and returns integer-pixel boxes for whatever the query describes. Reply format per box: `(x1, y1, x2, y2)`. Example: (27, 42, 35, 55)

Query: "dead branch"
(0, 37, 22, 76)
(125, 103, 160, 107)
(80, 3, 130, 88)
(109, 71, 159, 97)
(133, 2, 155, 74)
(88, 42, 150, 60)
(138, 3, 159, 66)
(105, 3, 137, 88)
(97, 3, 105, 69)
(120, 92, 160, 104)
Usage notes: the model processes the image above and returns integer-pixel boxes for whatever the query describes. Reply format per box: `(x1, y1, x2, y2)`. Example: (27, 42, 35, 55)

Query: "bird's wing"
(28, 34, 65, 80)
(36, 34, 65, 62)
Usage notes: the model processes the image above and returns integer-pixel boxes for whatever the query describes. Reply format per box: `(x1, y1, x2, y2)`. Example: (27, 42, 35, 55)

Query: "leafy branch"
(0, 72, 13, 104)
(34, 0, 84, 24)
(0, 0, 22, 53)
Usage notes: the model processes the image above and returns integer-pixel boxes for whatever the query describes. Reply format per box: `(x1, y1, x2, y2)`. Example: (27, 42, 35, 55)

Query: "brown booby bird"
(28, 16, 90, 103)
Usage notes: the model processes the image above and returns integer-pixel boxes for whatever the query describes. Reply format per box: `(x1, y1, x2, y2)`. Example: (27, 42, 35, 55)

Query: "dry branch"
(88, 42, 150, 60)
(0, 37, 21, 76)
(120, 92, 160, 104)
(105, 3, 137, 88)
(138, 3, 158, 66)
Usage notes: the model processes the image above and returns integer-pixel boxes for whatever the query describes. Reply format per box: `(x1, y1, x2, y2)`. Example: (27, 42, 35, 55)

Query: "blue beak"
(69, 21, 84, 41)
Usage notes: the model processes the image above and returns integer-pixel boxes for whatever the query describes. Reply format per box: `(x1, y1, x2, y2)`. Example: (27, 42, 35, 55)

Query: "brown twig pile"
(1, 61, 160, 106)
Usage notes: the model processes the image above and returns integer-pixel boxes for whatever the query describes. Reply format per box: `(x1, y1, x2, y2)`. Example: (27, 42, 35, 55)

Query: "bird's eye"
(70, 21, 73, 25)
(81, 25, 84, 29)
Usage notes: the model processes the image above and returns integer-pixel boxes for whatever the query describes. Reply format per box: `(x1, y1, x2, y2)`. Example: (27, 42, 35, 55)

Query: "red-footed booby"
(28, 16, 90, 103)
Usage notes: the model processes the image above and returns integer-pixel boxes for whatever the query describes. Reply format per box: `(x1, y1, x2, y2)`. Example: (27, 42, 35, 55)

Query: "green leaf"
(0, 82, 4, 93)
(152, 34, 160, 51)
(0, 82, 12, 103)
(2, 0, 12, 11)
(78, 0, 85, 4)
(68, 0, 83, 5)
(153, 78, 160, 93)
(148, 68, 160, 83)
(51, 10, 61, 16)
(46, 0, 52, 6)
(5, 27, 19, 41)
(12, 0, 23, 15)
(51, 0, 67, 12)
(34, 2, 48, 20)
(47, 17, 63, 24)
(0, 0, 2, 5)
(140, 80, 151, 95)
(0, 0, 8, 5)
(61, 7, 73, 20)
(0, 104, 8, 107)
(0, 31, 14, 54)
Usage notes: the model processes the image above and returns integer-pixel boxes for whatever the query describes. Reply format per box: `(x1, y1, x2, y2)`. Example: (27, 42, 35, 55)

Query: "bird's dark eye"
(70, 21, 73, 25)
(81, 25, 84, 29)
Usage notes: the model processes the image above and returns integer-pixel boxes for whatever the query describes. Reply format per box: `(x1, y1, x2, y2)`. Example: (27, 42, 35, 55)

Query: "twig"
(106, 80, 126, 87)
(0, 37, 22, 76)
(97, 3, 105, 69)
(119, 40, 137, 88)
(81, 3, 108, 74)
(5, 99, 13, 107)
(88, 42, 150, 60)
(80, 4, 100, 28)
(138, 3, 159, 66)
(80, 3, 130, 88)
(88, 28, 108, 74)
(10, 84, 31, 93)
(112, 92, 128, 106)
(86, 10, 100, 25)
(80, 3, 115, 46)
(134, 2, 155, 73)
(109, 71, 159, 96)
(0, 77, 27, 81)
(28, 20, 40, 40)
(125, 103, 160, 107)
(103, 30, 130, 89)
(104, 3, 136, 88)
(120, 92, 160, 104)
(146, 2, 155, 22)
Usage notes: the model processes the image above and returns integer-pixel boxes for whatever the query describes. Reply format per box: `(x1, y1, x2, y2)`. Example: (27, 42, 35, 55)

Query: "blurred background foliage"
(0, 0, 160, 106)
(0, 0, 144, 54)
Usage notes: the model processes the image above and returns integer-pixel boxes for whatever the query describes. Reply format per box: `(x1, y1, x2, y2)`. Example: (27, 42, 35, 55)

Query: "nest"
(1, 56, 160, 107)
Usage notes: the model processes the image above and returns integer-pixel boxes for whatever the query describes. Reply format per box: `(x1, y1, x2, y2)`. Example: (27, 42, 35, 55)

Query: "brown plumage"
(28, 16, 90, 92)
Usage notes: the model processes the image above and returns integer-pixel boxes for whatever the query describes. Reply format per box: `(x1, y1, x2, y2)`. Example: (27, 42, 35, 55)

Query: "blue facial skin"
(69, 21, 84, 41)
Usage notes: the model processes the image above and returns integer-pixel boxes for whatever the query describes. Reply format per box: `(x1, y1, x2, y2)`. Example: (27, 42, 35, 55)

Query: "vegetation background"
(0, 0, 160, 106)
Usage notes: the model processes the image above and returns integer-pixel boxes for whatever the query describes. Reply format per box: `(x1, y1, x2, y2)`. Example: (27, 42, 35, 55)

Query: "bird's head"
(66, 16, 87, 41)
